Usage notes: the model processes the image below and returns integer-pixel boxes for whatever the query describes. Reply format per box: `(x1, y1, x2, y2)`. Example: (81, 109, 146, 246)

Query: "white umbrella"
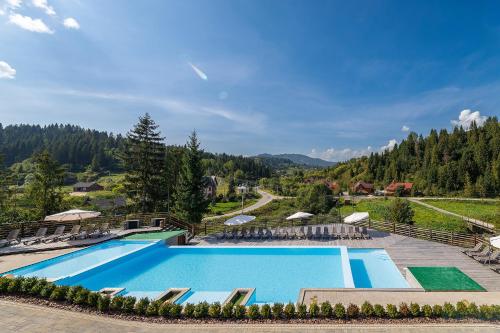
(224, 214, 256, 226)
(344, 212, 369, 224)
(286, 212, 314, 220)
(490, 235, 500, 249)
(44, 209, 101, 222)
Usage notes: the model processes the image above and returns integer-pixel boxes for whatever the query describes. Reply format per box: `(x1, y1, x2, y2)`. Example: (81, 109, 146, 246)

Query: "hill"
(257, 153, 336, 168)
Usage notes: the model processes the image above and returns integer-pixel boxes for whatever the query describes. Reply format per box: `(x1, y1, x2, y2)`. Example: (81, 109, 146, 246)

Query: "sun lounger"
(361, 226, 371, 239)
(263, 228, 272, 239)
(215, 227, 227, 240)
(313, 226, 322, 239)
(245, 227, 256, 240)
(279, 227, 288, 239)
(297, 226, 306, 239)
(257, 227, 264, 239)
(270, 228, 279, 239)
(229, 227, 238, 239)
(89, 223, 109, 238)
(41, 226, 66, 243)
(306, 226, 313, 239)
(468, 247, 489, 258)
(474, 250, 500, 264)
(0, 229, 21, 247)
(462, 243, 483, 256)
(354, 227, 363, 239)
(323, 226, 331, 240)
(59, 225, 81, 241)
(287, 227, 296, 240)
(22, 227, 48, 245)
(490, 265, 500, 273)
(238, 227, 248, 239)
(332, 225, 342, 239)
(347, 226, 358, 239)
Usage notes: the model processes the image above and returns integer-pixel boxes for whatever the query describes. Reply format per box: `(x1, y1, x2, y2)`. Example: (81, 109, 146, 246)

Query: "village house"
(385, 181, 414, 196)
(351, 181, 374, 195)
(203, 176, 218, 199)
(73, 182, 104, 192)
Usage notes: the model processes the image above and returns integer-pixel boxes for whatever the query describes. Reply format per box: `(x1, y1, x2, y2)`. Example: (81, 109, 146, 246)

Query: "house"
(385, 181, 413, 196)
(324, 181, 339, 192)
(73, 182, 104, 192)
(237, 185, 249, 194)
(203, 176, 218, 199)
(351, 181, 374, 195)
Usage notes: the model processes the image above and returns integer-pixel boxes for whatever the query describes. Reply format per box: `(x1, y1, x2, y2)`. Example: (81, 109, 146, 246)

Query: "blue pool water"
(6, 242, 409, 304)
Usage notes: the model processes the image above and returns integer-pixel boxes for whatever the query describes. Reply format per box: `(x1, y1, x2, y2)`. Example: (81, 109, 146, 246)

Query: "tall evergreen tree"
(0, 154, 10, 210)
(175, 131, 209, 224)
(122, 113, 165, 212)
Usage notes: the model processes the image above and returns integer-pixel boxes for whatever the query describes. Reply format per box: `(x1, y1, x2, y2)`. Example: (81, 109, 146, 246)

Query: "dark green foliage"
(29, 279, 48, 296)
(40, 284, 55, 298)
(73, 289, 90, 305)
(422, 304, 433, 318)
(0, 277, 10, 293)
(87, 292, 99, 308)
(296, 183, 334, 214)
(442, 302, 456, 318)
(297, 303, 307, 319)
(271, 303, 284, 319)
(432, 304, 443, 317)
(65, 286, 83, 303)
(208, 302, 221, 319)
(221, 302, 233, 319)
(346, 304, 360, 319)
(361, 301, 374, 317)
(158, 302, 173, 317)
(146, 300, 162, 316)
(20, 277, 38, 293)
(284, 302, 295, 319)
(193, 302, 209, 318)
(122, 296, 136, 313)
(183, 303, 195, 318)
(233, 304, 246, 319)
(398, 302, 411, 318)
(334, 303, 346, 319)
(385, 198, 414, 225)
(455, 301, 467, 318)
(373, 304, 385, 318)
(135, 297, 150, 315)
(260, 304, 271, 319)
(49, 286, 68, 301)
(247, 304, 260, 320)
(386, 304, 398, 318)
(170, 304, 183, 318)
(309, 302, 320, 318)
(409, 303, 420, 317)
(97, 295, 111, 312)
(110, 296, 125, 312)
(320, 301, 333, 318)
(7, 277, 24, 293)
(479, 305, 494, 320)
(467, 302, 479, 318)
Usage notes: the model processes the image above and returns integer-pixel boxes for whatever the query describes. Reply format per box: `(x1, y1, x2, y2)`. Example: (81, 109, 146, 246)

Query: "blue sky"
(1, 0, 499, 161)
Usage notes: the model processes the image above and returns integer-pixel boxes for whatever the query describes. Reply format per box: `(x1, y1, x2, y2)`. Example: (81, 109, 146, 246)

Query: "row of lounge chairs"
(215, 224, 371, 241)
(462, 243, 500, 271)
(0, 223, 111, 248)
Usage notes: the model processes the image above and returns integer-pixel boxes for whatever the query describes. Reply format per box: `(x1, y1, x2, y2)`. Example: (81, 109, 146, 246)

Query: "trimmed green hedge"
(1, 276, 499, 321)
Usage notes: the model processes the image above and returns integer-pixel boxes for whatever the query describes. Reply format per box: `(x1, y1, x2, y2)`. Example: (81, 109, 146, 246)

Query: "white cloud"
(381, 139, 397, 151)
(401, 125, 410, 132)
(0, 8, 4, 15)
(9, 13, 53, 33)
(188, 62, 208, 81)
(0, 61, 16, 79)
(32, 0, 55, 16)
(309, 146, 373, 162)
(451, 109, 487, 129)
(63, 17, 79, 29)
(6, 0, 22, 8)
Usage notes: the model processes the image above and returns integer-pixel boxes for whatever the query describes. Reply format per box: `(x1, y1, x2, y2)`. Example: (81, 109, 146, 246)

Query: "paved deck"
(2, 300, 498, 333)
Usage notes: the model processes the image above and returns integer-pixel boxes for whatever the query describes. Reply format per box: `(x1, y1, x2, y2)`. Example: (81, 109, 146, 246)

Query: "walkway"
(1, 300, 498, 333)
(203, 189, 282, 221)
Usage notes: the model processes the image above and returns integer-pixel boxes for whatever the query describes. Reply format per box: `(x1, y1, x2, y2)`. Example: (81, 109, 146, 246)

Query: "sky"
(1, 0, 500, 161)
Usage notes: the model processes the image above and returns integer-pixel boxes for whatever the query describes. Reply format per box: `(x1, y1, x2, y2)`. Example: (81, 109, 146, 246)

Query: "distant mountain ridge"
(256, 153, 336, 168)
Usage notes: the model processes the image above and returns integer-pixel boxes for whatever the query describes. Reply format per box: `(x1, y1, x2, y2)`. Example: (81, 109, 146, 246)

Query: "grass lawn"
(421, 199, 500, 229)
(205, 199, 258, 216)
(340, 198, 468, 232)
(408, 267, 485, 291)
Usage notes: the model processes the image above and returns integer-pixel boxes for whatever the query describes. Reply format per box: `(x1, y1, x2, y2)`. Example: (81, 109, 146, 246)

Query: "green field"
(206, 198, 258, 216)
(408, 267, 485, 291)
(421, 199, 500, 229)
(340, 198, 468, 232)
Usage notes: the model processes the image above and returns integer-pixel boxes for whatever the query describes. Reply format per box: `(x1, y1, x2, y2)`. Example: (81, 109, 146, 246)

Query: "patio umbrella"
(490, 235, 500, 249)
(224, 214, 256, 226)
(286, 212, 314, 220)
(344, 212, 369, 224)
(44, 209, 101, 222)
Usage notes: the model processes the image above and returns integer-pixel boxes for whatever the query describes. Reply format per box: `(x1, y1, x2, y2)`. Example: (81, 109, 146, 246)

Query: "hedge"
(1, 276, 499, 321)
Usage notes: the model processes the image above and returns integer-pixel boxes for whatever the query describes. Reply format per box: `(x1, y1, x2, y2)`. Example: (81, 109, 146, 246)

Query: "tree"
(163, 145, 185, 212)
(0, 154, 10, 210)
(175, 131, 209, 224)
(385, 198, 414, 225)
(226, 176, 236, 200)
(27, 150, 66, 218)
(296, 183, 334, 214)
(122, 113, 165, 212)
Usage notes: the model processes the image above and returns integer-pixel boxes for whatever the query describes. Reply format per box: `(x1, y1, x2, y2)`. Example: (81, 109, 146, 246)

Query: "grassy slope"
(206, 199, 258, 216)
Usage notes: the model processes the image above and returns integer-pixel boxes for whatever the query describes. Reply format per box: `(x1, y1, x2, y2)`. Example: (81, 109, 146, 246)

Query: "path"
(408, 198, 495, 231)
(203, 189, 282, 221)
(1, 300, 498, 333)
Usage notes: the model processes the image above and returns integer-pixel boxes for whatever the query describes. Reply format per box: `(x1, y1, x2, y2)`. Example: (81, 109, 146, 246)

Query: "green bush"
(479, 305, 494, 320)
(309, 302, 320, 318)
(443, 302, 456, 318)
(194, 302, 209, 318)
(334, 303, 346, 319)
(247, 304, 260, 320)
(272, 303, 284, 319)
(346, 304, 359, 319)
(110, 296, 125, 312)
(0, 277, 11, 293)
(40, 284, 55, 299)
(135, 297, 150, 315)
(65, 286, 83, 303)
(208, 302, 222, 319)
(49, 286, 69, 301)
(260, 304, 271, 319)
(373, 304, 385, 318)
(409, 303, 420, 317)
(297, 303, 307, 319)
(7, 277, 24, 294)
(73, 289, 90, 305)
(170, 304, 183, 318)
(422, 304, 432, 318)
(432, 304, 443, 317)
(455, 301, 467, 318)
(467, 302, 479, 318)
(234, 304, 246, 319)
(87, 292, 99, 308)
(122, 296, 136, 313)
(398, 302, 411, 318)
(20, 277, 38, 293)
(183, 303, 195, 318)
(320, 301, 333, 318)
(284, 303, 295, 319)
(30, 279, 49, 296)
(222, 303, 233, 319)
(146, 300, 162, 316)
(361, 301, 374, 317)
(158, 302, 173, 317)
(97, 295, 111, 312)
(492, 305, 500, 320)
(386, 304, 398, 319)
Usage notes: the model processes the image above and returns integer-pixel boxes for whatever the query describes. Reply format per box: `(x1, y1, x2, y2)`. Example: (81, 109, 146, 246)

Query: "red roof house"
(351, 181, 374, 195)
(385, 181, 413, 196)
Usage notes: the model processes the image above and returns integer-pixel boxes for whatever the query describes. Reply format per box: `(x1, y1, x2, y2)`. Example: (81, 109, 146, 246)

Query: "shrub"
(221, 302, 233, 319)
(122, 296, 136, 313)
(320, 301, 333, 318)
(40, 284, 56, 299)
(432, 304, 443, 317)
(20, 277, 38, 293)
(30, 279, 49, 296)
(297, 303, 307, 319)
(422, 304, 432, 318)
(146, 300, 162, 316)
(7, 277, 24, 293)
(346, 304, 360, 319)
(135, 298, 150, 316)
(493, 305, 500, 320)
(272, 303, 284, 319)
(334, 303, 346, 319)
(209, 302, 222, 319)
(73, 289, 90, 305)
(194, 302, 209, 319)
(158, 302, 173, 317)
(479, 305, 494, 320)
(443, 302, 456, 318)
(284, 302, 295, 319)
(361, 301, 374, 317)
(398, 302, 411, 318)
(409, 303, 420, 317)
(309, 302, 320, 318)
(169, 304, 183, 318)
(234, 304, 246, 319)
(0, 277, 11, 293)
(386, 304, 398, 319)
(373, 304, 385, 318)
(467, 302, 479, 318)
(455, 301, 467, 318)
(97, 295, 111, 312)
(183, 303, 195, 318)
(87, 292, 99, 308)
(110, 296, 125, 312)
(260, 304, 271, 319)
(49, 286, 69, 301)
(65, 286, 83, 303)
(247, 304, 260, 320)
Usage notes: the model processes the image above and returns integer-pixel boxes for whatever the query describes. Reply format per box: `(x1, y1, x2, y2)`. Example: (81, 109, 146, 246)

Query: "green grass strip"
(408, 266, 486, 291)
(124, 230, 185, 240)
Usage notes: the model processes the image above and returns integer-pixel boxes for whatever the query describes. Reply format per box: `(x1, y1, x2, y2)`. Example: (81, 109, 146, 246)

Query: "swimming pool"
(7, 242, 409, 304)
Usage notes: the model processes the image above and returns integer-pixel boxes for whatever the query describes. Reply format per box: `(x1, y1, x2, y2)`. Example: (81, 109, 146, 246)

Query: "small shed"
(73, 182, 104, 192)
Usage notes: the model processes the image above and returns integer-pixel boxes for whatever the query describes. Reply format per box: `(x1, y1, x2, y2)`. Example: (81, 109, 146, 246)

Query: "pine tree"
(385, 198, 414, 225)
(0, 154, 10, 210)
(122, 113, 165, 213)
(175, 131, 209, 224)
(463, 172, 476, 198)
